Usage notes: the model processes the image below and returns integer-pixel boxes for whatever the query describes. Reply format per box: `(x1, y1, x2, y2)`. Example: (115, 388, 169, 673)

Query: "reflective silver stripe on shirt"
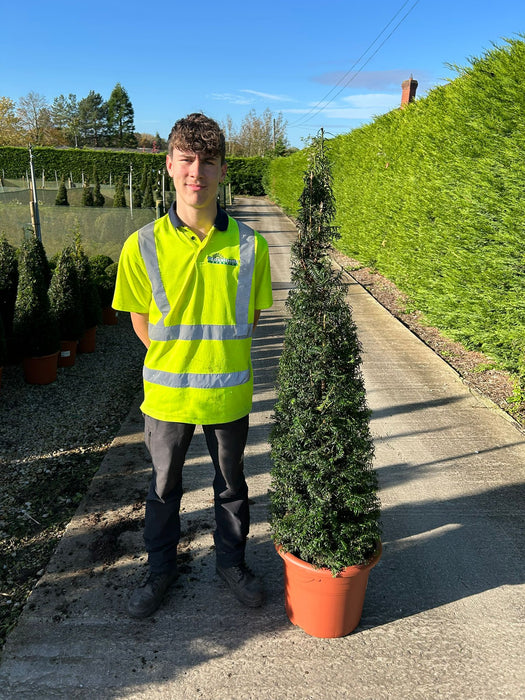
(137, 221, 171, 315)
(234, 220, 256, 334)
(149, 323, 254, 342)
(138, 218, 255, 342)
(143, 365, 251, 389)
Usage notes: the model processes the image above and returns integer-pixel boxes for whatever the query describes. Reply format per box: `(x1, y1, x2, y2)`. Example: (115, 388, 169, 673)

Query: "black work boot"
(127, 570, 178, 619)
(216, 562, 265, 607)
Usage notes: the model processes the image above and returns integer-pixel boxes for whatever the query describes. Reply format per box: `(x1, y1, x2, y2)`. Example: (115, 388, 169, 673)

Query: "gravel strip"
(0, 313, 145, 650)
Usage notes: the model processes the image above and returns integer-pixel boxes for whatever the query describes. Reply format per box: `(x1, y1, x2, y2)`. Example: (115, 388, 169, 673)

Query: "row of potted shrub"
(0, 232, 118, 387)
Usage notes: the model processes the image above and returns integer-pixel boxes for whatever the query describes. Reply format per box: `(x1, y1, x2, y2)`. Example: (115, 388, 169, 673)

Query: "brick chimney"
(401, 76, 418, 107)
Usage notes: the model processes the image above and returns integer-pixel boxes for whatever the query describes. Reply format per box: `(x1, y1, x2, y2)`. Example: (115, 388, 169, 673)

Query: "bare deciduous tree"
(223, 109, 289, 157)
(16, 92, 52, 145)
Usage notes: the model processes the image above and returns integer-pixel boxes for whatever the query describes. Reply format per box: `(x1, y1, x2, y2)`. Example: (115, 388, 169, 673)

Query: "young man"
(113, 113, 273, 618)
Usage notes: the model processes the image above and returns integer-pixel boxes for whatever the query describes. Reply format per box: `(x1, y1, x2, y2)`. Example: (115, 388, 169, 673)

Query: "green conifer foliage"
(140, 165, 148, 193)
(82, 180, 94, 206)
(132, 180, 142, 208)
(74, 236, 102, 328)
(93, 182, 105, 207)
(13, 236, 59, 358)
(90, 255, 116, 308)
(269, 134, 381, 573)
(89, 254, 114, 276)
(142, 173, 154, 208)
(55, 176, 69, 206)
(92, 169, 105, 207)
(113, 176, 126, 207)
(0, 234, 18, 337)
(49, 246, 85, 341)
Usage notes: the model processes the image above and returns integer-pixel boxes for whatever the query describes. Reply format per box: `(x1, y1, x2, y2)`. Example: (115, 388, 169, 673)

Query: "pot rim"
(24, 350, 60, 361)
(275, 541, 382, 577)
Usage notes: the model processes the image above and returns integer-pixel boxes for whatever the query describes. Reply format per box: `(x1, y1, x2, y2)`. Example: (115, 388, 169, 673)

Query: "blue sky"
(3, 0, 524, 148)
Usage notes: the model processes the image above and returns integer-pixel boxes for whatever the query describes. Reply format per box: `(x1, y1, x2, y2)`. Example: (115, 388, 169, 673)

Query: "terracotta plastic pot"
(102, 306, 118, 325)
(276, 542, 382, 638)
(78, 326, 96, 354)
(58, 339, 78, 368)
(23, 352, 59, 385)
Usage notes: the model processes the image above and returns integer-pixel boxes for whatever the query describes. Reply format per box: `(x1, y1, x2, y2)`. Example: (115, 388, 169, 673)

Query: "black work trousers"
(143, 414, 250, 574)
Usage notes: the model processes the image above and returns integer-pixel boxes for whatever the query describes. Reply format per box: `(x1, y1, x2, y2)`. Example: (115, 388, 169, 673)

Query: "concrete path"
(0, 197, 523, 699)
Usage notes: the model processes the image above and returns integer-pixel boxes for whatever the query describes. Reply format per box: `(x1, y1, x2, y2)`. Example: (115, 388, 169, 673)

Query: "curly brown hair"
(168, 113, 226, 162)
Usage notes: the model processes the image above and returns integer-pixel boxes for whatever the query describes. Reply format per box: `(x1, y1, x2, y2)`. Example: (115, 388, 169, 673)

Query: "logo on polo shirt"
(207, 253, 238, 267)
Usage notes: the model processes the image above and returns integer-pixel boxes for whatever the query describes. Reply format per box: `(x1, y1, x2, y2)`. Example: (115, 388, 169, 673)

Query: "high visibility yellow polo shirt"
(113, 205, 273, 424)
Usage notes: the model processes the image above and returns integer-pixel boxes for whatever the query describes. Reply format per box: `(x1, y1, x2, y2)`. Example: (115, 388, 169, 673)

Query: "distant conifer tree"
(140, 164, 148, 192)
(55, 176, 69, 206)
(142, 173, 154, 208)
(113, 176, 127, 207)
(82, 180, 94, 206)
(92, 168, 105, 207)
(132, 180, 142, 208)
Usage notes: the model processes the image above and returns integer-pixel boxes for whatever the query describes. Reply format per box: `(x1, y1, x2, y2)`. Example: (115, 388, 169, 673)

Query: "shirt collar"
(168, 202, 229, 232)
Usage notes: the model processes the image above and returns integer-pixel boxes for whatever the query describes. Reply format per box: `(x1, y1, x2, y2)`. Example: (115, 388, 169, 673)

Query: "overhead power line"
(290, 0, 421, 129)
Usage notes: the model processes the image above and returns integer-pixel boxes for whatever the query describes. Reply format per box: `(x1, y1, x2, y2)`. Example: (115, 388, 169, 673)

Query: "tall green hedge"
(0, 148, 268, 196)
(226, 156, 269, 195)
(265, 150, 307, 215)
(0, 147, 166, 183)
(266, 37, 525, 398)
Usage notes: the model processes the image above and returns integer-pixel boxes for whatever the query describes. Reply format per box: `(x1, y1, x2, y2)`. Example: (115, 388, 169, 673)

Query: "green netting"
(0, 200, 156, 260)
(0, 180, 230, 259)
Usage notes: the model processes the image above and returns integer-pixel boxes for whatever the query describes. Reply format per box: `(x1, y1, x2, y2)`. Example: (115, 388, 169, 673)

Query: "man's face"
(166, 148, 227, 212)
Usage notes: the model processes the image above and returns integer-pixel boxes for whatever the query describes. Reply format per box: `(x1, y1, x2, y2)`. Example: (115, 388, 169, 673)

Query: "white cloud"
(211, 92, 254, 105)
(240, 89, 294, 102)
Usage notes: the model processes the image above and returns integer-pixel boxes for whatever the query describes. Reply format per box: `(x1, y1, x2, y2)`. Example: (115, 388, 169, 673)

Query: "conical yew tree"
(92, 169, 105, 207)
(55, 176, 69, 206)
(49, 246, 85, 341)
(13, 235, 59, 358)
(269, 132, 381, 573)
(113, 176, 126, 207)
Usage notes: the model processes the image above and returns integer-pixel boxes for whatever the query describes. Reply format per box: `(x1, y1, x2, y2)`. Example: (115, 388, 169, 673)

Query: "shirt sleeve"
(112, 232, 152, 313)
(254, 231, 273, 310)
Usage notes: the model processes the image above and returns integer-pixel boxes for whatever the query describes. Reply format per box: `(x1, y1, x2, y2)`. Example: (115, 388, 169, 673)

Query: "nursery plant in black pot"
(49, 246, 85, 367)
(269, 133, 381, 638)
(13, 235, 60, 384)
